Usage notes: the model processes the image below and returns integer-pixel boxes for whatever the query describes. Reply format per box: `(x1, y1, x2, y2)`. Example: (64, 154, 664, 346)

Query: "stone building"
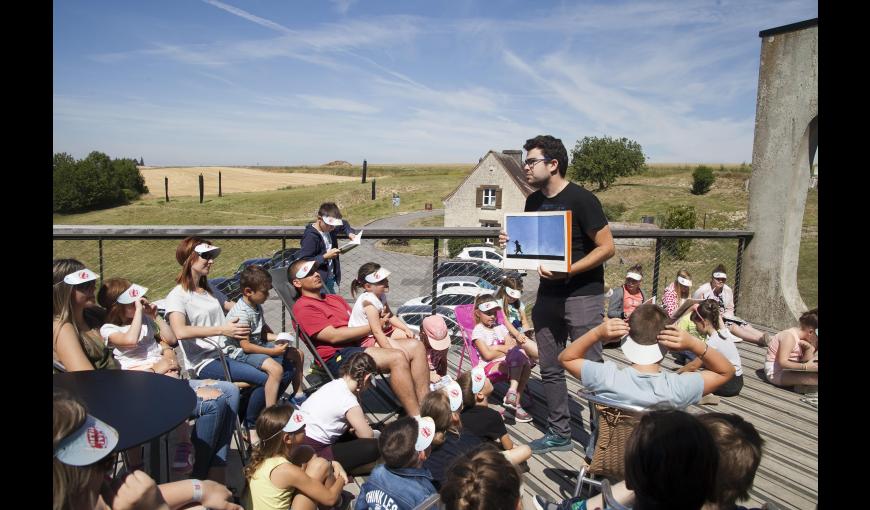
(443, 150, 534, 228)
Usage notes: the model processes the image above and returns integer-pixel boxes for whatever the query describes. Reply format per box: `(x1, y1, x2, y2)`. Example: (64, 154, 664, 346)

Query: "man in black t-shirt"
(500, 135, 615, 454)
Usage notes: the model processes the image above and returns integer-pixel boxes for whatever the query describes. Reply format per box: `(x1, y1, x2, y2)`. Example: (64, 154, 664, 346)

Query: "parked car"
(395, 305, 462, 345)
(434, 259, 523, 287)
(436, 276, 498, 294)
(456, 244, 526, 276)
(401, 287, 483, 309)
(208, 256, 271, 302)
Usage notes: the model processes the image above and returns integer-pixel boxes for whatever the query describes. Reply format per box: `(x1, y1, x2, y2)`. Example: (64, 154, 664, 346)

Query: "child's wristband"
(191, 479, 203, 502)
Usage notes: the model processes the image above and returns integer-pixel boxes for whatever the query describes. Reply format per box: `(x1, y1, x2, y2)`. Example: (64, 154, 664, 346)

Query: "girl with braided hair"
(299, 352, 382, 474)
(439, 444, 522, 510)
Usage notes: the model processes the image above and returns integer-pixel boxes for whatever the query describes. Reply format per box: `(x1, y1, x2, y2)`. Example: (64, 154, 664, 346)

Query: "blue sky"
(507, 215, 566, 257)
(53, 1, 817, 166)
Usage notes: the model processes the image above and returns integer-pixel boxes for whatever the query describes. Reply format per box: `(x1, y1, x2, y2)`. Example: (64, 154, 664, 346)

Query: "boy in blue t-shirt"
(223, 265, 304, 406)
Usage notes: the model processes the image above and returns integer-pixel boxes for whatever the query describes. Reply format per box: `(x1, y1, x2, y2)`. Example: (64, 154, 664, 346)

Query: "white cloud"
(296, 94, 379, 114)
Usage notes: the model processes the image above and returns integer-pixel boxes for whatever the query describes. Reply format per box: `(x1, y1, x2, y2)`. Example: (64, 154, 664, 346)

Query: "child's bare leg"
(261, 358, 284, 407)
(290, 456, 334, 510)
(778, 370, 819, 387)
(729, 323, 765, 345)
(284, 347, 304, 395)
(515, 363, 532, 395)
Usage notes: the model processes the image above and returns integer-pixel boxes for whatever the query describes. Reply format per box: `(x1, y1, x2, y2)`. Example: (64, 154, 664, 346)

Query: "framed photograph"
(502, 211, 572, 273)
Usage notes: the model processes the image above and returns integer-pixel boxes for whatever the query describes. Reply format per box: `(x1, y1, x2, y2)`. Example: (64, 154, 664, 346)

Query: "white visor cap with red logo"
(294, 260, 318, 279)
(504, 287, 522, 299)
(415, 416, 436, 451)
(282, 410, 307, 433)
(116, 284, 149, 304)
(471, 364, 486, 394)
(444, 381, 463, 412)
(194, 243, 222, 257)
(365, 268, 391, 283)
(321, 215, 344, 227)
(54, 414, 119, 466)
(477, 301, 500, 312)
(63, 269, 99, 285)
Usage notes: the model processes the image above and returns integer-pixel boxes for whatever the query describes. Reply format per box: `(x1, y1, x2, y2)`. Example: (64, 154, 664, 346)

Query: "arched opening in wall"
(797, 115, 818, 308)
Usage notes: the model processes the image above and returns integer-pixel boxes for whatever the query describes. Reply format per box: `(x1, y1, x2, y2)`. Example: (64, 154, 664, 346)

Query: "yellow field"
(139, 166, 357, 197)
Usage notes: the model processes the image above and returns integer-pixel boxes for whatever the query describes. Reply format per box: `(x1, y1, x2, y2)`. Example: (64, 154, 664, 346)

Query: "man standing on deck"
(500, 135, 615, 453)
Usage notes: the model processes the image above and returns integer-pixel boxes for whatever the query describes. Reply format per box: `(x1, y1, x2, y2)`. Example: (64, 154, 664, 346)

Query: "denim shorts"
(233, 352, 272, 370)
(324, 346, 366, 377)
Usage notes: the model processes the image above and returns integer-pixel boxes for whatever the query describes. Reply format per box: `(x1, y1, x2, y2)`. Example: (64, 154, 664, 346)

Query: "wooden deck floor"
(216, 321, 816, 509)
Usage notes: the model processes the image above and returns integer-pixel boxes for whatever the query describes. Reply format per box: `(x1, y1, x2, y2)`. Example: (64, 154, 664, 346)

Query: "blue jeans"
(198, 357, 292, 428)
(188, 379, 238, 478)
(323, 275, 337, 294)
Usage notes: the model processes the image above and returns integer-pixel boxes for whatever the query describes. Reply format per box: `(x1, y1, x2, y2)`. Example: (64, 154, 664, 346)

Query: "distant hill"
(322, 160, 353, 167)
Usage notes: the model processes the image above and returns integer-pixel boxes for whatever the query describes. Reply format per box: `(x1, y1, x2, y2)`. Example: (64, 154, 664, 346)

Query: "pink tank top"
(766, 328, 803, 363)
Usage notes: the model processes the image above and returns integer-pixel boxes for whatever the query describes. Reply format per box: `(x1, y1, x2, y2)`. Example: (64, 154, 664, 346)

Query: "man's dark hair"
(379, 417, 420, 469)
(625, 409, 718, 510)
(240, 264, 272, 293)
(628, 304, 669, 346)
(523, 135, 569, 177)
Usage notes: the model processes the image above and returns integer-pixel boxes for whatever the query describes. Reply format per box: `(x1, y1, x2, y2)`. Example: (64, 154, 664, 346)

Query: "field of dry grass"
(139, 166, 356, 197)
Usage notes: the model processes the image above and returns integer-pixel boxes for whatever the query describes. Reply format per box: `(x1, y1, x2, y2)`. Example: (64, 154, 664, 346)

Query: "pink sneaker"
(513, 405, 533, 423)
(502, 390, 518, 410)
(172, 442, 194, 473)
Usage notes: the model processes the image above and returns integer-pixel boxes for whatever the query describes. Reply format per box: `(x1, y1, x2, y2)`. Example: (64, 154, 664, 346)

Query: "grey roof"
(443, 150, 536, 202)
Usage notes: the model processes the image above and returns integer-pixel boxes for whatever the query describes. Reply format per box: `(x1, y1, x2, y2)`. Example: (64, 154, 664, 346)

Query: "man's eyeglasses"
(199, 251, 219, 261)
(523, 158, 551, 168)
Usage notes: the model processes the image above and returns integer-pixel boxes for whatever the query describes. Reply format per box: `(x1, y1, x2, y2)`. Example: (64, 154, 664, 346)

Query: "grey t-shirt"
(581, 361, 704, 409)
(224, 298, 265, 359)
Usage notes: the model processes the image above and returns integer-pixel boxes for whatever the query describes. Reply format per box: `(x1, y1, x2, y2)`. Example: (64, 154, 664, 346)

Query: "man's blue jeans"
(188, 379, 238, 478)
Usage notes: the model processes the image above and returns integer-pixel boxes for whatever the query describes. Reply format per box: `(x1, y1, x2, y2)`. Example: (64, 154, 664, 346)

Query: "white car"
(456, 245, 526, 276)
(436, 276, 499, 294)
(400, 286, 486, 309)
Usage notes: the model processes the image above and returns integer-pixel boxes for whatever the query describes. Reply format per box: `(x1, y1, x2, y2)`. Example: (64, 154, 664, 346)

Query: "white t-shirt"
(706, 328, 744, 377)
(471, 323, 509, 347)
(347, 292, 387, 328)
(163, 284, 228, 375)
(100, 316, 164, 370)
(300, 378, 360, 443)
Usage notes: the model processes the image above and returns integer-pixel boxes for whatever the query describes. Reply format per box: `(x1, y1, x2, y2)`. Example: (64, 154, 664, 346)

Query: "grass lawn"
(54, 165, 816, 307)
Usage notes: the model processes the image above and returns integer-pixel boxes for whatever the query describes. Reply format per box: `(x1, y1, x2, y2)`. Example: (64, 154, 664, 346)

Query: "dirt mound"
(322, 160, 353, 167)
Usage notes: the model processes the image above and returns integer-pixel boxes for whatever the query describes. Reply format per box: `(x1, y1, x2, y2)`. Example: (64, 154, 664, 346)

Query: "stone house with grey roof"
(443, 150, 535, 228)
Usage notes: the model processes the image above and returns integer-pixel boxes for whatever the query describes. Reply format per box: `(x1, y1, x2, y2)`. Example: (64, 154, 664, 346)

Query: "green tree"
(139, 157, 144, 166)
(662, 205, 697, 260)
(691, 165, 715, 195)
(113, 157, 149, 195)
(568, 136, 647, 191)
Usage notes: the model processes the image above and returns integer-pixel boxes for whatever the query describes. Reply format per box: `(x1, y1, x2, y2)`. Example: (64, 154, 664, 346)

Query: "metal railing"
(53, 225, 753, 329)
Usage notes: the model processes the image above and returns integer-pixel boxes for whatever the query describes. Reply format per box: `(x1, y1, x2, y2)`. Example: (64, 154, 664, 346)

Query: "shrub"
(662, 205, 697, 260)
(602, 202, 627, 221)
(53, 151, 149, 213)
(691, 165, 715, 195)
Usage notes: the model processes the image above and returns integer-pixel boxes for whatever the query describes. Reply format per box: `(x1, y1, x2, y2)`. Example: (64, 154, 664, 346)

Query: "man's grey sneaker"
(529, 428, 572, 453)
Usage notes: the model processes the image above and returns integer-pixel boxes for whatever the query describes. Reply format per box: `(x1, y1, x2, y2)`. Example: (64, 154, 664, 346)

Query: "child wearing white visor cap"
(348, 262, 417, 353)
(243, 405, 351, 510)
(607, 263, 646, 320)
(470, 294, 534, 423)
(495, 277, 539, 363)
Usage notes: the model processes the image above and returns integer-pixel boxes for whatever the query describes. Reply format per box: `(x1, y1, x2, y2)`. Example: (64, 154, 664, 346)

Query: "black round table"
(53, 370, 196, 452)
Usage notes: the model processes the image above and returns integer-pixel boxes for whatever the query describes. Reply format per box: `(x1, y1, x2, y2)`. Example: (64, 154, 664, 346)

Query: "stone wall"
(444, 152, 527, 227)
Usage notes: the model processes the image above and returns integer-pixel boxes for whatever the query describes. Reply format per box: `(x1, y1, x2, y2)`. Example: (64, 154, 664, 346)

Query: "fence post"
(371, 180, 376, 200)
(362, 160, 367, 183)
(652, 238, 662, 300)
(281, 236, 287, 331)
(218, 171, 222, 197)
(164, 177, 169, 202)
(98, 238, 104, 281)
(431, 237, 439, 316)
(198, 174, 204, 203)
(734, 237, 745, 307)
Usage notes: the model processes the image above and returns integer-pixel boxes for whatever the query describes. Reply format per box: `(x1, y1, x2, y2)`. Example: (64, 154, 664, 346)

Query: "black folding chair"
(269, 267, 402, 427)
